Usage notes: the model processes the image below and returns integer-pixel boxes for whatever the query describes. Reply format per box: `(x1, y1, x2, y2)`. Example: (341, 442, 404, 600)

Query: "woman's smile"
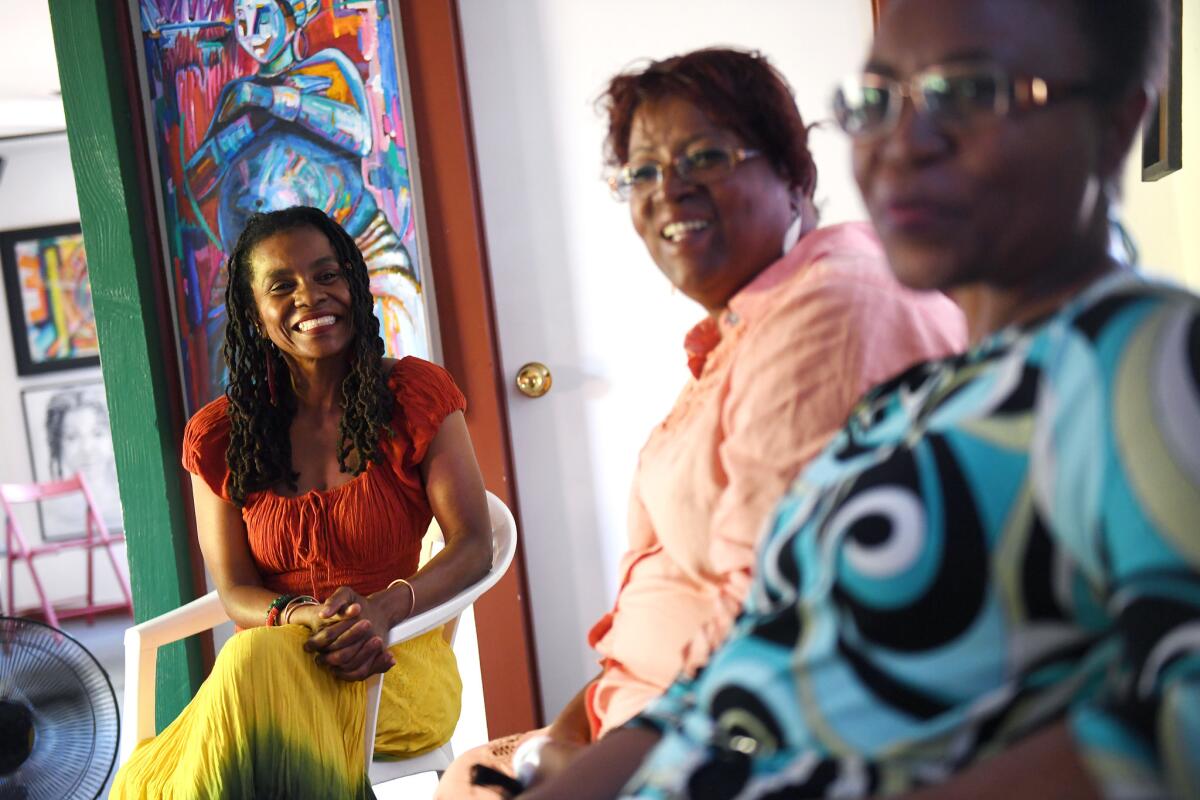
(295, 314, 340, 334)
(660, 218, 712, 244)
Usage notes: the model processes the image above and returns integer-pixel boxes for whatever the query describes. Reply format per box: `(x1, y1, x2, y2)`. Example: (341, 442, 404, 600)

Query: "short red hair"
(599, 47, 817, 198)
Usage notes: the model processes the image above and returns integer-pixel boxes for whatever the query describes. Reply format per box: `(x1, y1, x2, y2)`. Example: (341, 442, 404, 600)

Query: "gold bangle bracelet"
(386, 577, 416, 619)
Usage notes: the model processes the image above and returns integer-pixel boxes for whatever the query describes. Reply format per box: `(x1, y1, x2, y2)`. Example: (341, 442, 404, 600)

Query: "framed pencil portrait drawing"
(20, 379, 125, 543)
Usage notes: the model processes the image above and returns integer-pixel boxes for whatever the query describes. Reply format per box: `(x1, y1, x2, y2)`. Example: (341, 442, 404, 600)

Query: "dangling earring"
(258, 327, 279, 406)
(781, 214, 804, 256)
(265, 349, 278, 406)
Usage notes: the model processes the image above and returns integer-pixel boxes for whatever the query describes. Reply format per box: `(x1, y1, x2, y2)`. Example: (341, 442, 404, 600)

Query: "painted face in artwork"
(234, 0, 296, 65)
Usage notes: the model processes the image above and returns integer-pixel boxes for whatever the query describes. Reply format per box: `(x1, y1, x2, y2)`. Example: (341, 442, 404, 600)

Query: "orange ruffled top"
(182, 357, 466, 602)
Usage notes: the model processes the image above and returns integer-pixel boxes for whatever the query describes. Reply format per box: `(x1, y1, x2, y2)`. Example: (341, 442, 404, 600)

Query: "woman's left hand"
(303, 587, 396, 681)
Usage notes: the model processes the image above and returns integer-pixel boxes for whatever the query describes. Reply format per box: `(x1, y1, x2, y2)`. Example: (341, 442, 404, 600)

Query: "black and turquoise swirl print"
(623, 272, 1200, 799)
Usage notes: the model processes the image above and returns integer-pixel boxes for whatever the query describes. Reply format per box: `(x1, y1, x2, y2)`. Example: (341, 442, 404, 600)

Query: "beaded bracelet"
(282, 595, 318, 626)
(266, 593, 296, 627)
(387, 578, 416, 619)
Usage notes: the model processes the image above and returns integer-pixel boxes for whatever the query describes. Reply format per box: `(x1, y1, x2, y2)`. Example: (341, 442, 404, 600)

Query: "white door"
(458, 0, 874, 717)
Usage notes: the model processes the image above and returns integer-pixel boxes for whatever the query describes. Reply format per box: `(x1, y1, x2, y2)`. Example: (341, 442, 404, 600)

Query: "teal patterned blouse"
(623, 272, 1200, 799)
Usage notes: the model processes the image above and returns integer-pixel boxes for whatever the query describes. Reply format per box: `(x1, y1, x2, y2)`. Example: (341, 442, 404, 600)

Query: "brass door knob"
(515, 362, 552, 398)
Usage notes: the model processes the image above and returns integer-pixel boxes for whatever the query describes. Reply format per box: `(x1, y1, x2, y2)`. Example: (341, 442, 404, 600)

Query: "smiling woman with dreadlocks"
(112, 206, 493, 799)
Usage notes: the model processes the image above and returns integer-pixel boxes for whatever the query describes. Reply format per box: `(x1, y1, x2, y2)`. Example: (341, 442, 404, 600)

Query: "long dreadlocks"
(222, 206, 394, 506)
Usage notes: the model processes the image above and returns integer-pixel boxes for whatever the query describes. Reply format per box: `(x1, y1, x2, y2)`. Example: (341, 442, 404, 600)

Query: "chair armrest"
(384, 492, 515, 647)
(120, 590, 229, 764)
(124, 590, 229, 651)
(384, 589, 477, 647)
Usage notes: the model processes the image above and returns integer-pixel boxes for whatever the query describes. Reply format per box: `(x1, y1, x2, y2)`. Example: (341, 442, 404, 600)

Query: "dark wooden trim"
(396, 0, 544, 735)
(871, 0, 889, 29)
(48, 0, 205, 730)
(1142, 0, 1183, 181)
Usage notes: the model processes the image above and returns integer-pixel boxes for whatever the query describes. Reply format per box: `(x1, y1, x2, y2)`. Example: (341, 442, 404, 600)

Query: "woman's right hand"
(300, 591, 398, 681)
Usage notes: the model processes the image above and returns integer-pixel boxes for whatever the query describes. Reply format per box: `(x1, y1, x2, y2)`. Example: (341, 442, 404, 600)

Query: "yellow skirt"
(110, 624, 461, 799)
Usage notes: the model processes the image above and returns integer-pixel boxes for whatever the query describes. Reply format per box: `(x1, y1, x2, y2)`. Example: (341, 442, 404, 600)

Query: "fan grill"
(0, 617, 118, 800)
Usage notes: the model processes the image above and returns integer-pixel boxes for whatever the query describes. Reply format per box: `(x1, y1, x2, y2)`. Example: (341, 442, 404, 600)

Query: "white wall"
(458, 0, 874, 716)
(0, 0, 65, 137)
(0, 132, 127, 613)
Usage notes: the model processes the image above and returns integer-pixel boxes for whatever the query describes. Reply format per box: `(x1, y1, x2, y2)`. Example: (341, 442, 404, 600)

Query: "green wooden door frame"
(49, 1, 205, 730)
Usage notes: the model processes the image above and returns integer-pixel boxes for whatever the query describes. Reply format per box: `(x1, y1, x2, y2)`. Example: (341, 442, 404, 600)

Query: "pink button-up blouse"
(585, 222, 967, 737)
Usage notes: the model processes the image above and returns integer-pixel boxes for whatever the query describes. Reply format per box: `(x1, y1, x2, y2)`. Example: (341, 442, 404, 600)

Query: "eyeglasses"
(832, 62, 1099, 138)
(608, 145, 761, 201)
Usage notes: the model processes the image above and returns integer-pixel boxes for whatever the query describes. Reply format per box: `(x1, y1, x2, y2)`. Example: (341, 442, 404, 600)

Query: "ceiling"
(0, 0, 67, 137)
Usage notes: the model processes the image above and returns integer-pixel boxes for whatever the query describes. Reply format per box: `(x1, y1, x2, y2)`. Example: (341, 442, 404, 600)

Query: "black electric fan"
(0, 616, 119, 799)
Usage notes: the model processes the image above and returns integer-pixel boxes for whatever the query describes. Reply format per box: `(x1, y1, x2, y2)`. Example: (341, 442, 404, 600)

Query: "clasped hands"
(293, 586, 409, 682)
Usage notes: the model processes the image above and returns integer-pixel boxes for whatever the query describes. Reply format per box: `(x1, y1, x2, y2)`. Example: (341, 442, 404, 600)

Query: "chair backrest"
(419, 517, 444, 572)
(382, 491, 517, 649)
(419, 517, 464, 644)
(0, 474, 87, 503)
(364, 491, 517, 777)
(0, 474, 111, 545)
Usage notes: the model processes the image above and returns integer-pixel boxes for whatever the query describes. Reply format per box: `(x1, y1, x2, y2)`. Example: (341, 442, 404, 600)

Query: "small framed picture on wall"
(0, 222, 101, 375)
(1142, 0, 1183, 181)
(20, 379, 124, 543)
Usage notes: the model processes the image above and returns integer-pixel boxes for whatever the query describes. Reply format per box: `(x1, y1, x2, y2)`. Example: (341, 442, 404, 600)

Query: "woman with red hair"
(440, 47, 964, 797)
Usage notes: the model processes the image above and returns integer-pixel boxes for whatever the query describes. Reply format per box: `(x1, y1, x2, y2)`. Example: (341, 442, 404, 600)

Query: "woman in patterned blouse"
(522, 0, 1200, 797)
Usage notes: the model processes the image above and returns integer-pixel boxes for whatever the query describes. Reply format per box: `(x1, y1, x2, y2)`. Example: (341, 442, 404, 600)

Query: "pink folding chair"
(0, 474, 133, 627)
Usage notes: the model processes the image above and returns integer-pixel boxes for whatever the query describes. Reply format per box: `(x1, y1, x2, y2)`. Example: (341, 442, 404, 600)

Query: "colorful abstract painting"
(1, 223, 100, 376)
(135, 0, 432, 412)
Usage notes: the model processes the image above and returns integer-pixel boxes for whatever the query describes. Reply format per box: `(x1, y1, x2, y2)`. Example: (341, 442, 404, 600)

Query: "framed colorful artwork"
(20, 379, 125, 543)
(131, 0, 437, 413)
(0, 222, 101, 376)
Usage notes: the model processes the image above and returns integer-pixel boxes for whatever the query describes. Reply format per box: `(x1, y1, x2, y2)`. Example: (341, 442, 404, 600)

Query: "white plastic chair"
(120, 490, 517, 786)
